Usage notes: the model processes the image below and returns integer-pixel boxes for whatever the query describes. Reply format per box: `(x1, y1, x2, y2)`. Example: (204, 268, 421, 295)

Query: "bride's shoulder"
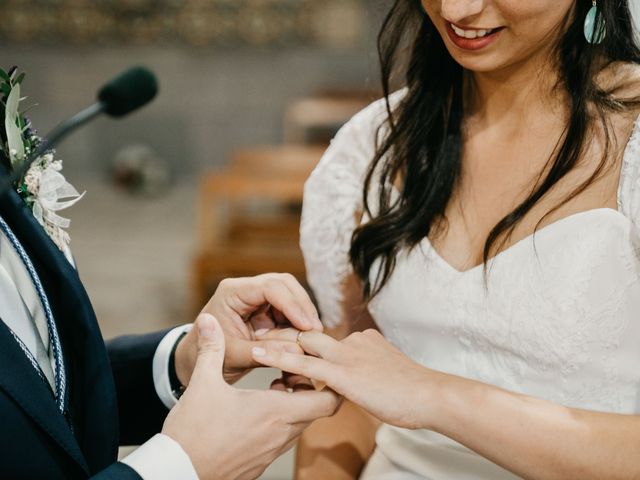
(349, 88, 407, 123)
(613, 64, 640, 226)
(334, 88, 408, 149)
(594, 62, 640, 153)
(300, 91, 409, 330)
(597, 61, 640, 103)
(308, 89, 407, 181)
(610, 63, 640, 150)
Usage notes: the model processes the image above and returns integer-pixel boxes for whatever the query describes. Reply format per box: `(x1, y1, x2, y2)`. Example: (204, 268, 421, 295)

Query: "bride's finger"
(252, 347, 338, 387)
(256, 328, 343, 361)
(228, 337, 303, 369)
(257, 328, 348, 361)
(296, 331, 343, 360)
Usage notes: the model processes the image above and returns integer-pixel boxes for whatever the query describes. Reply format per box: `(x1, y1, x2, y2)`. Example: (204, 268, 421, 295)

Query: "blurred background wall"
(0, 0, 387, 177)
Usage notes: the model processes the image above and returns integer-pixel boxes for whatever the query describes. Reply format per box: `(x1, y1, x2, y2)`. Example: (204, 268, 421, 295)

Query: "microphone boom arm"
(0, 65, 158, 196)
(6, 102, 105, 188)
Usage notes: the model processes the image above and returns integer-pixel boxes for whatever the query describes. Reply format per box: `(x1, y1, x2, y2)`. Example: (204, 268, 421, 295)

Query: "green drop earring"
(584, 0, 606, 44)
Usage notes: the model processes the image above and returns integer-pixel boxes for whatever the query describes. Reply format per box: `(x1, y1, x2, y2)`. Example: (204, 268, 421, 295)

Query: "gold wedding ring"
(296, 330, 304, 346)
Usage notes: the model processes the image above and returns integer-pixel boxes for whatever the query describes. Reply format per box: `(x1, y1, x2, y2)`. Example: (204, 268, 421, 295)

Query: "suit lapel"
(0, 186, 119, 473)
(0, 321, 89, 473)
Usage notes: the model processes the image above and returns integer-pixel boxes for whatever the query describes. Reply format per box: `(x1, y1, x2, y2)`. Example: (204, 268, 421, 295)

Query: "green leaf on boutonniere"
(16, 73, 25, 85)
(0, 83, 10, 97)
(5, 84, 25, 163)
(0, 69, 10, 83)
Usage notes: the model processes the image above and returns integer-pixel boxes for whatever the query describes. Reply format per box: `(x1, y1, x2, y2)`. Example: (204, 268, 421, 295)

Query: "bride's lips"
(445, 22, 503, 51)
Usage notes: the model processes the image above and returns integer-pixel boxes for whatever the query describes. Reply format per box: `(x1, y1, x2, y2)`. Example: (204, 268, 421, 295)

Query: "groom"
(0, 180, 338, 479)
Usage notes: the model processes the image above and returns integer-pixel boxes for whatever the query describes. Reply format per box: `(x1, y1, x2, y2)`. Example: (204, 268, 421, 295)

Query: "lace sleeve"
(618, 114, 640, 230)
(300, 98, 390, 328)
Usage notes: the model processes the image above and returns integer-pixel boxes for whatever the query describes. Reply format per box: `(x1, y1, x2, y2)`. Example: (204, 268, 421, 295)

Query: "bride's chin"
(444, 50, 514, 75)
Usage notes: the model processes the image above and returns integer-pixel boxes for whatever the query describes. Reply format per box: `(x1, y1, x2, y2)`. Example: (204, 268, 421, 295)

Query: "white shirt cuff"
(152, 324, 192, 409)
(121, 433, 199, 480)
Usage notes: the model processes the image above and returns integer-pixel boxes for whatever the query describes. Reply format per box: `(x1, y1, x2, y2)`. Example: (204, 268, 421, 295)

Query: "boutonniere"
(1, 67, 84, 258)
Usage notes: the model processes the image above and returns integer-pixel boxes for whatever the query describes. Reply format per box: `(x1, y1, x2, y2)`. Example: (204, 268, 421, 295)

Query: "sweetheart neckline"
(408, 115, 640, 275)
(419, 207, 633, 275)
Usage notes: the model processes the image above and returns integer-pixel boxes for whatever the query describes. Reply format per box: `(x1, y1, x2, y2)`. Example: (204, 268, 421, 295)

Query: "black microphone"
(98, 67, 158, 118)
(2, 66, 158, 192)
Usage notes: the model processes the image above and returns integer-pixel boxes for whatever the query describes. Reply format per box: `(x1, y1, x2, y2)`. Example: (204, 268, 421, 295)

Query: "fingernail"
(198, 314, 216, 338)
(199, 325, 215, 339)
(252, 347, 267, 357)
(254, 328, 270, 337)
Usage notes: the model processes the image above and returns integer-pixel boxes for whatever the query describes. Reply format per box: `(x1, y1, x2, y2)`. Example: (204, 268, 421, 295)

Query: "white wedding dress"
(300, 93, 640, 479)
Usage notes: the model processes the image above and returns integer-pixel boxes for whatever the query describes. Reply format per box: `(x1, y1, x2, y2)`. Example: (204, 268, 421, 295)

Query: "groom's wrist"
(175, 326, 197, 386)
(153, 324, 193, 409)
(169, 331, 188, 398)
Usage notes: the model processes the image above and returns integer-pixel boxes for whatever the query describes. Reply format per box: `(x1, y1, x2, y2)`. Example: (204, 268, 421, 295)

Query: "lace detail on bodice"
(619, 115, 640, 227)
(300, 96, 393, 327)
(370, 210, 640, 411)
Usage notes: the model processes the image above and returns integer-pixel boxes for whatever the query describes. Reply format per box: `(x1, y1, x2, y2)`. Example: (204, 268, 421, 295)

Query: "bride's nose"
(440, 0, 486, 23)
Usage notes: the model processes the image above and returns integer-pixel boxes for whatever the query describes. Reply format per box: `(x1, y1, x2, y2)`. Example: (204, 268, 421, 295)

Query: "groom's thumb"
(191, 313, 225, 383)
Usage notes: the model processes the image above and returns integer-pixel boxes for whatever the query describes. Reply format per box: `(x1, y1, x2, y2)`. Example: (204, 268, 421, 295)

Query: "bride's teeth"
(451, 24, 494, 39)
(451, 24, 465, 36)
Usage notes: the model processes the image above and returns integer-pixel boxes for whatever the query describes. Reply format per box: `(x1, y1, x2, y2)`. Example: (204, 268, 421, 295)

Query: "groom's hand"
(162, 314, 339, 480)
(175, 273, 323, 385)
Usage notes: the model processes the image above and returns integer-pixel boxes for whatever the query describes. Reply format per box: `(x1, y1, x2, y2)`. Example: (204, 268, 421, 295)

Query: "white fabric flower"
(29, 160, 84, 258)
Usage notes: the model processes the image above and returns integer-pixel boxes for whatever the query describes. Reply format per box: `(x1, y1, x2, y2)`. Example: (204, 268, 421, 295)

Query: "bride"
(254, 0, 640, 478)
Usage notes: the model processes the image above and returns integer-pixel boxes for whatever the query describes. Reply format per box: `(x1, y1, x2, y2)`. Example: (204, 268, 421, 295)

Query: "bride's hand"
(252, 329, 440, 430)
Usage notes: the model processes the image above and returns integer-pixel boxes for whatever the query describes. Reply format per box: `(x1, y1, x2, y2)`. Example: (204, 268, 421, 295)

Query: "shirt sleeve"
(152, 324, 192, 409)
(121, 434, 199, 480)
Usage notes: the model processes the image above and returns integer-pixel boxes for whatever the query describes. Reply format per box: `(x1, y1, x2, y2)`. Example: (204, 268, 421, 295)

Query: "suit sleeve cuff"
(152, 324, 192, 409)
(121, 433, 199, 479)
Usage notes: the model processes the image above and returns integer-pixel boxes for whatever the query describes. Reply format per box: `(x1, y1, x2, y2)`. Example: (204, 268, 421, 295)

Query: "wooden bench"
(190, 145, 326, 313)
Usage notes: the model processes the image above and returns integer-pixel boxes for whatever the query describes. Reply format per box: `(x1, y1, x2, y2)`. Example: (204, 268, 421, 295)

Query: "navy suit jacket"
(0, 185, 174, 479)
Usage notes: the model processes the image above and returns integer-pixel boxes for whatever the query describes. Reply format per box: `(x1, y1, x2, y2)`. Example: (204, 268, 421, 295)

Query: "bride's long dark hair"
(350, 0, 640, 299)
